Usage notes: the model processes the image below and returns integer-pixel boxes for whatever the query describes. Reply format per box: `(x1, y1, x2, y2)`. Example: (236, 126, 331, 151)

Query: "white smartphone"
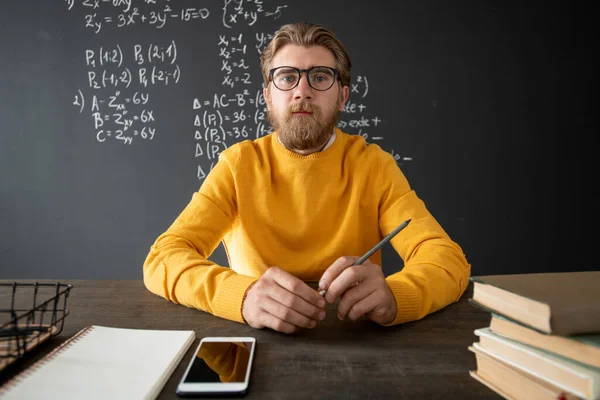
(176, 336, 256, 397)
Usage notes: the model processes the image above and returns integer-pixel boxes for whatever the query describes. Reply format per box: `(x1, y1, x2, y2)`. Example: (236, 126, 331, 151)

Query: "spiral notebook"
(0, 325, 195, 400)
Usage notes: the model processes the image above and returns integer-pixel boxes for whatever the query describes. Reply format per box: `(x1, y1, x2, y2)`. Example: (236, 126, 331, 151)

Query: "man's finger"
(261, 297, 317, 329)
(270, 283, 324, 320)
(343, 291, 379, 321)
(325, 264, 368, 303)
(270, 267, 325, 308)
(318, 256, 360, 293)
(259, 311, 297, 334)
(336, 283, 375, 319)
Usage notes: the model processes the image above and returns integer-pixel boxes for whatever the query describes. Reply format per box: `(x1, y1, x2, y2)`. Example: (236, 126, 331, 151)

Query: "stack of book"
(467, 271, 600, 400)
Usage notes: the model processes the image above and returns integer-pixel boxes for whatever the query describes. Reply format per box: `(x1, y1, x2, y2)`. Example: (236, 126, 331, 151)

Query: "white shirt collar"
(321, 130, 336, 151)
(277, 130, 336, 152)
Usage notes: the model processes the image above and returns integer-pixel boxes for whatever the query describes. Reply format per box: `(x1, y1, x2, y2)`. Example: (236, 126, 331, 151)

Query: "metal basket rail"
(0, 282, 72, 372)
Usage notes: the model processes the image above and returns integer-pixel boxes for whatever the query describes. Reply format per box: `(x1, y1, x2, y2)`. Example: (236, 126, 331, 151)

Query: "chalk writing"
(66, 0, 210, 34)
(64, 0, 409, 168)
(222, 0, 288, 28)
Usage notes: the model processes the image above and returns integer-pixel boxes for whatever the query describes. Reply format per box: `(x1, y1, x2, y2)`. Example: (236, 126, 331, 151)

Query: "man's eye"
(278, 74, 297, 83)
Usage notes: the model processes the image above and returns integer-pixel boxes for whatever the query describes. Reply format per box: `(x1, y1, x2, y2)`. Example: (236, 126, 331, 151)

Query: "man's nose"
(293, 73, 313, 100)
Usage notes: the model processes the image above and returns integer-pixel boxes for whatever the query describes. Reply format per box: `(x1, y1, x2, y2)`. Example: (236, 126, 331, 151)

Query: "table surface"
(0, 280, 501, 399)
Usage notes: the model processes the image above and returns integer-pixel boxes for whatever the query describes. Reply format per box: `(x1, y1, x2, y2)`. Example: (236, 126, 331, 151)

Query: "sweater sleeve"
(376, 152, 471, 326)
(142, 150, 257, 323)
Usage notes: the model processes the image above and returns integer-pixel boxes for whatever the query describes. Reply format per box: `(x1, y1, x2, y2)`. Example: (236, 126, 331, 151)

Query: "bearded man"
(143, 22, 471, 334)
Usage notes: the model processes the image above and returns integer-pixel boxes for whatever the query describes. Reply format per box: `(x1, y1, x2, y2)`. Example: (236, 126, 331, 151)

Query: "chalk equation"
(73, 89, 156, 145)
(65, 0, 288, 33)
(72, 39, 181, 144)
(64, 0, 411, 172)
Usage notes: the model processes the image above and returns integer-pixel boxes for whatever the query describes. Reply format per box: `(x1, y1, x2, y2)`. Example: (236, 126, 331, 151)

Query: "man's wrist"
(241, 281, 257, 324)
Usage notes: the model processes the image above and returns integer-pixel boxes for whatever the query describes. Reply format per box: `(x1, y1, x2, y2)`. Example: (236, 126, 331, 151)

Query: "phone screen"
(183, 340, 254, 384)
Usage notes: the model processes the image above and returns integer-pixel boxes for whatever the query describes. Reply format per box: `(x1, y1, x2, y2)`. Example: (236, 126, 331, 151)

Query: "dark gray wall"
(1, 1, 597, 279)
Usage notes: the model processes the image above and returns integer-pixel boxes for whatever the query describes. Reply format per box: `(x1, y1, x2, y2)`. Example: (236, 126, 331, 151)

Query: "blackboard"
(1, 1, 597, 279)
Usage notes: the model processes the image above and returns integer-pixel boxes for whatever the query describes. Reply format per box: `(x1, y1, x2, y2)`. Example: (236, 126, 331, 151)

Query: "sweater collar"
(275, 129, 337, 157)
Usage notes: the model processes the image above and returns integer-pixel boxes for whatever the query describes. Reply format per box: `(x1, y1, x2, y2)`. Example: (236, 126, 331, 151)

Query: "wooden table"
(0, 280, 500, 399)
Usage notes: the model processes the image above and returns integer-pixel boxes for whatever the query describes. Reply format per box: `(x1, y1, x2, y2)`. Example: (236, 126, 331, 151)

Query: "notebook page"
(0, 325, 195, 400)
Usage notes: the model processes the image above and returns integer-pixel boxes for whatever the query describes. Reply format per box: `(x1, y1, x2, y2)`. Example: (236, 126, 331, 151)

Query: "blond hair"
(260, 22, 352, 89)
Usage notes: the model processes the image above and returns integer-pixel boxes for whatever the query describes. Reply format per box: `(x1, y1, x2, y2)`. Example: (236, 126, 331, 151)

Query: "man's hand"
(319, 256, 397, 325)
(242, 266, 326, 334)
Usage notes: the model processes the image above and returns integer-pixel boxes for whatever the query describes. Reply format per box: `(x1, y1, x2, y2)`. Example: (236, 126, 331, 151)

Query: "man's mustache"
(287, 102, 319, 114)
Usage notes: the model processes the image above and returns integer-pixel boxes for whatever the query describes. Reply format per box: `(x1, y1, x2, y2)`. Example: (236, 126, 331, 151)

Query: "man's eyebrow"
(272, 65, 335, 70)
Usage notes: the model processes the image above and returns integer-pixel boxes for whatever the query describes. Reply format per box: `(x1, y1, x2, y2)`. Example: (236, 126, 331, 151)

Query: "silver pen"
(319, 218, 412, 296)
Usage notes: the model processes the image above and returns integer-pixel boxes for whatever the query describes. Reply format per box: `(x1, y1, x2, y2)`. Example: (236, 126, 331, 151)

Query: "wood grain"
(0, 280, 500, 399)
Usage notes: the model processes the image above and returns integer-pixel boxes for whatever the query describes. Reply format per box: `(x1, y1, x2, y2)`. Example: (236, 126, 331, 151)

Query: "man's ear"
(338, 85, 349, 111)
(263, 87, 271, 111)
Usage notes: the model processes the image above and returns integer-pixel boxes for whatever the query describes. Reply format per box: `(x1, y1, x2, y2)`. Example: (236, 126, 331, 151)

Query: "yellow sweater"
(143, 129, 471, 326)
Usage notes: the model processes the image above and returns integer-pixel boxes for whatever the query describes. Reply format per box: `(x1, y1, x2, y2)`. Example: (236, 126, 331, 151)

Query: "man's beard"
(268, 99, 341, 151)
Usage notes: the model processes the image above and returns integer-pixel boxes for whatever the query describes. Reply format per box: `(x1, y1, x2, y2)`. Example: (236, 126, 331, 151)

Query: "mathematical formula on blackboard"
(66, 0, 411, 179)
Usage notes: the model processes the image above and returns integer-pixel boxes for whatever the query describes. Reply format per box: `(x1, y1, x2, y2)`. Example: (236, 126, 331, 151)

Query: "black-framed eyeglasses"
(269, 66, 339, 91)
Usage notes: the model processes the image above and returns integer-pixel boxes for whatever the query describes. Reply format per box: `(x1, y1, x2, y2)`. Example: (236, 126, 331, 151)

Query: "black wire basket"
(0, 282, 72, 372)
